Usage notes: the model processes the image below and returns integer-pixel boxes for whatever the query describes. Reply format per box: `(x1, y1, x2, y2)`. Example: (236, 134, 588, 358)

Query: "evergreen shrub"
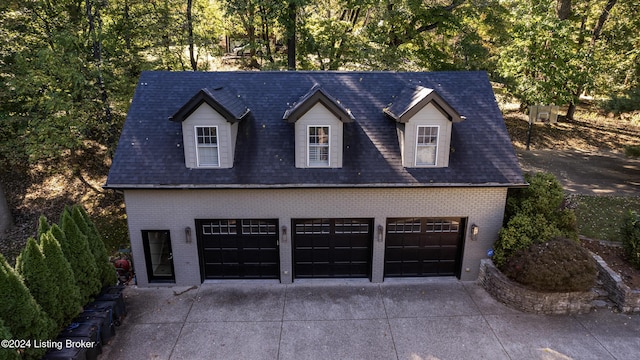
(0, 319, 20, 360)
(621, 210, 640, 269)
(40, 231, 83, 325)
(59, 211, 101, 303)
(15, 238, 63, 329)
(0, 254, 55, 360)
(72, 205, 117, 287)
(501, 238, 597, 292)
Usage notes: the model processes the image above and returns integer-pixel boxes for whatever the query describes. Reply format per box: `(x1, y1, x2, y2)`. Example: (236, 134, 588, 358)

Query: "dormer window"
(195, 126, 219, 167)
(308, 126, 330, 167)
(415, 125, 438, 166)
(170, 87, 250, 169)
(384, 85, 464, 168)
(283, 84, 354, 169)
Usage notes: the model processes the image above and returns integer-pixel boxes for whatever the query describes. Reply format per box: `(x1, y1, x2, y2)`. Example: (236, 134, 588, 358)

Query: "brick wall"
(124, 187, 508, 286)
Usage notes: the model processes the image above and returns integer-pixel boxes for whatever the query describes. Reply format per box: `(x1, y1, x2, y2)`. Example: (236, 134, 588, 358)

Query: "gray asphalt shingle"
(105, 71, 524, 188)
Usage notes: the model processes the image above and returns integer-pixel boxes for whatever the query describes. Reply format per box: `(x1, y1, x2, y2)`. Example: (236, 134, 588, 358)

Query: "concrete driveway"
(99, 279, 640, 360)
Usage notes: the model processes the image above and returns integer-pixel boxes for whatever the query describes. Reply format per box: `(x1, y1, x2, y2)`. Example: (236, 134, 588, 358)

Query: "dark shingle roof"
(105, 71, 524, 188)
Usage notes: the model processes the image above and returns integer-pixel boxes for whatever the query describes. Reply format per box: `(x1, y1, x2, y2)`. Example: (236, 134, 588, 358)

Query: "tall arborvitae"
(40, 231, 83, 325)
(0, 319, 20, 360)
(0, 254, 55, 360)
(59, 211, 101, 303)
(15, 238, 63, 329)
(72, 205, 116, 287)
(37, 215, 50, 241)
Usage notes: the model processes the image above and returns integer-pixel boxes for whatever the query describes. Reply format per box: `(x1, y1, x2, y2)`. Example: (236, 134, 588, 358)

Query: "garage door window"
(426, 219, 459, 232)
(202, 220, 237, 235)
(295, 218, 330, 234)
(387, 218, 422, 233)
(241, 219, 277, 234)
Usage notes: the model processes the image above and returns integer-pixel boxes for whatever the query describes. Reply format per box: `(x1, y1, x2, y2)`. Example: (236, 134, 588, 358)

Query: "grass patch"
(573, 195, 640, 242)
(624, 144, 640, 158)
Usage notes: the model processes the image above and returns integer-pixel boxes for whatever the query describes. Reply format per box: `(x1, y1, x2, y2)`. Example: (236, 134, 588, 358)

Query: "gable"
(105, 71, 524, 189)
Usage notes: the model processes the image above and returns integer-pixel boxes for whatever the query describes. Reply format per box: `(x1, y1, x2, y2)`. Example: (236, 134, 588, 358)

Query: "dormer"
(283, 84, 354, 168)
(384, 85, 464, 168)
(170, 87, 249, 169)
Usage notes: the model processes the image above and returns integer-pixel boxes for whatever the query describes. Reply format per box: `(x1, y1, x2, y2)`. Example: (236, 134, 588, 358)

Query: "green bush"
(0, 254, 55, 360)
(40, 231, 83, 326)
(72, 205, 117, 287)
(0, 319, 20, 360)
(493, 172, 578, 267)
(624, 145, 640, 159)
(501, 238, 598, 292)
(621, 210, 640, 269)
(15, 238, 63, 329)
(493, 213, 564, 267)
(58, 211, 102, 303)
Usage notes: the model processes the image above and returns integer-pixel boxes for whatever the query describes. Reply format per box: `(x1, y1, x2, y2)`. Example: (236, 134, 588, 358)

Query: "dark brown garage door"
(385, 218, 465, 278)
(293, 218, 373, 279)
(196, 219, 279, 280)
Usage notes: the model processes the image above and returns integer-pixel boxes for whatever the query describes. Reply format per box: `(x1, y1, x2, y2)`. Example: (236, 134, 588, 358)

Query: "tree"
(40, 230, 82, 325)
(0, 183, 12, 235)
(72, 205, 117, 287)
(58, 212, 102, 303)
(15, 238, 63, 329)
(0, 254, 55, 360)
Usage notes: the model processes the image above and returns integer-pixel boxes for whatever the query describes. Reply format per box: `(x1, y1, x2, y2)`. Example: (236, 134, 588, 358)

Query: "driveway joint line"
(379, 284, 400, 360)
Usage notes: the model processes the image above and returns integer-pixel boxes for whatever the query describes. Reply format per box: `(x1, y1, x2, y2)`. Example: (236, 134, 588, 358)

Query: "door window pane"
(143, 230, 175, 282)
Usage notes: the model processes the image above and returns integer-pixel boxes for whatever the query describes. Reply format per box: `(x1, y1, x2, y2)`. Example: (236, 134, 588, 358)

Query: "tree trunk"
(0, 183, 13, 235)
(287, 2, 296, 70)
(556, 0, 572, 20)
(566, 0, 617, 120)
(187, 0, 197, 71)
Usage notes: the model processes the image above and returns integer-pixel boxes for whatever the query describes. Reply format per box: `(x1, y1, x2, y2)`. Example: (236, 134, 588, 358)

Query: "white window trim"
(307, 125, 331, 167)
(415, 125, 439, 167)
(194, 125, 220, 168)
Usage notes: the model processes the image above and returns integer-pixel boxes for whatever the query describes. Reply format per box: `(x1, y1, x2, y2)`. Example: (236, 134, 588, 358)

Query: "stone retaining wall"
(591, 253, 640, 313)
(478, 259, 597, 314)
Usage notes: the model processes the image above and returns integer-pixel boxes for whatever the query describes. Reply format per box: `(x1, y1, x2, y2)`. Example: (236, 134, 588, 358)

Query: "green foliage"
(624, 145, 640, 158)
(493, 213, 564, 266)
(15, 238, 63, 330)
(59, 211, 102, 303)
(0, 319, 20, 360)
(37, 215, 50, 240)
(502, 238, 597, 292)
(621, 210, 640, 269)
(73, 205, 117, 287)
(493, 172, 578, 267)
(0, 254, 55, 360)
(39, 231, 83, 326)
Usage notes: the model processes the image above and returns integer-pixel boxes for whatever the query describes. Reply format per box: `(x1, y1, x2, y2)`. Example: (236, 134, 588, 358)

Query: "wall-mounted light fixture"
(470, 224, 479, 241)
(281, 225, 287, 242)
(185, 226, 192, 243)
(377, 224, 384, 242)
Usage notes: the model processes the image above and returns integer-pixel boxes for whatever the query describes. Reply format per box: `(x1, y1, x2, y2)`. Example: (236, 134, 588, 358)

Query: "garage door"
(196, 219, 279, 279)
(293, 218, 373, 279)
(385, 218, 464, 278)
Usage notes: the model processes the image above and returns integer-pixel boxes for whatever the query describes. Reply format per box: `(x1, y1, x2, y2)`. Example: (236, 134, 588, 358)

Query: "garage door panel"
(293, 218, 373, 279)
(197, 219, 279, 280)
(385, 218, 464, 278)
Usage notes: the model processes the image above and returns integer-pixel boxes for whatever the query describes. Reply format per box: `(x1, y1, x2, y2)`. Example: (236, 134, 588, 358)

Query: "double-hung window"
(415, 125, 439, 166)
(308, 126, 330, 167)
(195, 126, 219, 167)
